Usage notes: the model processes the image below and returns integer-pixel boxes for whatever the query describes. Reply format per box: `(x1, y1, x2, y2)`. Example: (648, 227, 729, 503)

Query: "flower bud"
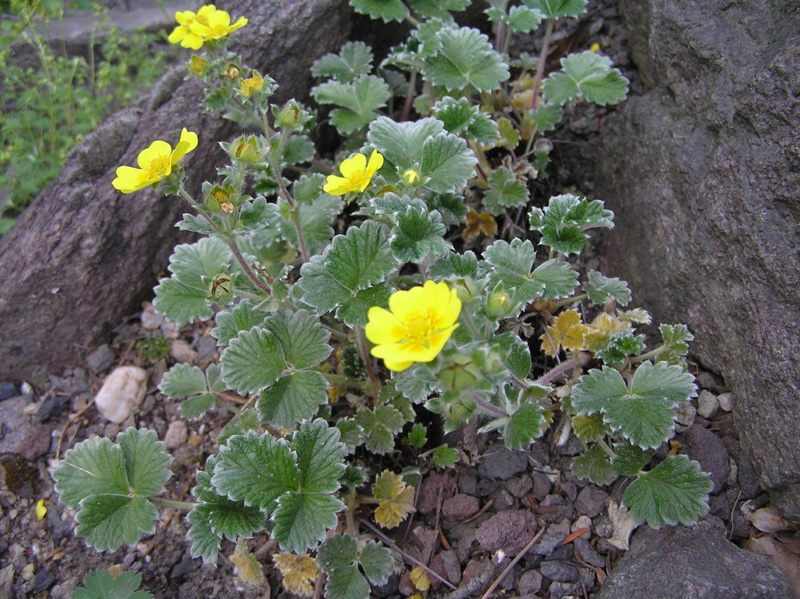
(401, 168, 420, 186)
(239, 72, 264, 97)
(221, 63, 241, 80)
(273, 100, 310, 130)
(486, 289, 514, 318)
(229, 136, 262, 163)
(188, 55, 210, 76)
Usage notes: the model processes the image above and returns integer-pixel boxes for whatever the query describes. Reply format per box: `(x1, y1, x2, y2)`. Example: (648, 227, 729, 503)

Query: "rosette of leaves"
(529, 194, 615, 256)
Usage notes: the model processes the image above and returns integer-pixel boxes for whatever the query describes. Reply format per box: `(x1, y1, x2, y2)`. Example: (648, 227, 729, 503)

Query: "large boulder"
(0, 0, 353, 385)
(594, 0, 800, 520)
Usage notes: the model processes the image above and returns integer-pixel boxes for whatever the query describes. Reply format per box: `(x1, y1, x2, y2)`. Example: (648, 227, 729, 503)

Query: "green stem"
(629, 345, 666, 364)
(550, 293, 588, 310)
(530, 19, 554, 109)
(355, 325, 381, 393)
(178, 188, 223, 234)
(535, 352, 590, 385)
(228, 237, 273, 296)
(468, 391, 507, 418)
(597, 439, 617, 459)
(215, 396, 240, 415)
(150, 497, 195, 511)
(461, 308, 481, 339)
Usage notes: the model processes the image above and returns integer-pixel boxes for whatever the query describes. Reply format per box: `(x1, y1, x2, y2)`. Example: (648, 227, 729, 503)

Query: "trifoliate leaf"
(407, 423, 428, 448)
(265, 309, 332, 370)
(318, 535, 393, 599)
(612, 442, 655, 476)
(73, 570, 152, 599)
(603, 390, 678, 450)
(571, 366, 629, 416)
(529, 194, 614, 255)
(495, 117, 520, 149)
(158, 363, 207, 399)
(503, 403, 545, 450)
(507, 5, 545, 32)
(429, 250, 479, 279)
(484, 167, 530, 215)
(433, 97, 499, 145)
(358, 541, 394, 585)
(622, 455, 712, 527)
(312, 75, 391, 135)
(153, 238, 233, 324)
(292, 418, 347, 495)
(658, 324, 694, 364)
(484, 238, 544, 305)
(463, 208, 498, 241)
(594, 331, 645, 364)
(571, 445, 618, 486)
(76, 494, 159, 552)
(584, 270, 631, 306)
(355, 405, 406, 454)
(424, 27, 509, 91)
(299, 221, 397, 326)
(630, 360, 697, 406)
(313, 41, 374, 83)
(433, 444, 459, 468)
(217, 408, 261, 446)
(543, 51, 629, 106)
(426, 192, 470, 225)
(117, 428, 172, 498)
(368, 116, 477, 193)
(373, 471, 415, 528)
(257, 371, 329, 428)
(212, 299, 269, 347)
(350, 0, 409, 22)
(522, 0, 586, 18)
(572, 414, 607, 443)
(409, 0, 471, 20)
(274, 552, 319, 598)
(220, 327, 286, 395)
(531, 259, 579, 299)
(528, 102, 563, 133)
(391, 205, 450, 263)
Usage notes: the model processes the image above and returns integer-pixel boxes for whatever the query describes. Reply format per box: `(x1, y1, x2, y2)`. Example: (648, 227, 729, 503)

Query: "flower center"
(403, 309, 442, 346)
(347, 171, 368, 190)
(147, 155, 171, 179)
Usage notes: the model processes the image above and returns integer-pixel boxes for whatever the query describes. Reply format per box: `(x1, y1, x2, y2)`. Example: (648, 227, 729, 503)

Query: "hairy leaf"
(484, 167, 529, 216)
(543, 51, 628, 106)
(424, 27, 509, 91)
(312, 41, 374, 83)
(391, 205, 450, 263)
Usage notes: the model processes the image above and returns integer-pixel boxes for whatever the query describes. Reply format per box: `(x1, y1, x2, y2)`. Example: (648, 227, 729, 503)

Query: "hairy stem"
(535, 352, 590, 385)
(228, 238, 273, 296)
(355, 324, 381, 393)
(530, 19, 554, 109)
(469, 390, 507, 418)
(150, 497, 195, 511)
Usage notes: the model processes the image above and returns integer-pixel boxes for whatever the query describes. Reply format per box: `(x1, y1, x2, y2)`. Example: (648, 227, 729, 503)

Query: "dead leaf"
(540, 309, 589, 357)
(464, 209, 497, 241)
(274, 552, 318, 598)
(410, 566, 430, 591)
(747, 506, 794, 533)
(373, 471, 415, 529)
(746, 535, 800, 598)
(607, 500, 638, 551)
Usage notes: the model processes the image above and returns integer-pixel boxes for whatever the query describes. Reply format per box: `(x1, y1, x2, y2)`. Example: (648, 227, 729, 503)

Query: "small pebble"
(170, 339, 197, 363)
(86, 344, 116, 374)
(541, 560, 579, 583)
(575, 486, 608, 518)
(675, 400, 696, 431)
(697, 390, 720, 418)
(94, 366, 148, 424)
(0, 381, 19, 401)
(141, 307, 165, 330)
(572, 515, 592, 533)
(718, 392, 734, 412)
(517, 570, 543, 595)
(165, 420, 188, 450)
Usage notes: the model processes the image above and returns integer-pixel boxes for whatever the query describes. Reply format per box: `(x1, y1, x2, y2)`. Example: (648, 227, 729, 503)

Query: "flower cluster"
(168, 4, 247, 50)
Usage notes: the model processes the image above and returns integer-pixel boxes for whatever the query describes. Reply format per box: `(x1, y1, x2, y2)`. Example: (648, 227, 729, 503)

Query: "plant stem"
(401, 69, 417, 122)
(530, 19, 554, 109)
(508, 372, 530, 390)
(629, 345, 666, 364)
(355, 324, 381, 393)
(469, 391, 507, 418)
(214, 396, 240, 415)
(597, 438, 617, 459)
(461, 308, 481, 339)
(150, 497, 195, 511)
(535, 352, 590, 385)
(551, 293, 588, 310)
(228, 238, 273, 296)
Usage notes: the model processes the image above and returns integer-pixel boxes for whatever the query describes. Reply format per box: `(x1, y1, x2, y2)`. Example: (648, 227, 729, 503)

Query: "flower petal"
(171, 129, 198, 165)
(168, 25, 188, 43)
(137, 140, 171, 170)
(174, 10, 196, 26)
(365, 149, 384, 176)
(323, 175, 355, 196)
(365, 307, 405, 345)
(112, 166, 153, 194)
(339, 153, 367, 179)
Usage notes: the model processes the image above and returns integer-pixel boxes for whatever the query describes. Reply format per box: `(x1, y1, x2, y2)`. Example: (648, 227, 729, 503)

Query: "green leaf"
(257, 371, 329, 428)
(423, 27, 509, 91)
(531, 258, 579, 299)
(221, 327, 286, 395)
(528, 102, 563, 133)
(238, 197, 281, 233)
(292, 418, 347, 494)
(273, 492, 344, 553)
(281, 193, 344, 257)
(484, 167, 530, 215)
(358, 540, 394, 584)
(337, 283, 394, 328)
(507, 5, 545, 32)
(212, 432, 298, 511)
(571, 445, 618, 486)
(212, 299, 269, 347)
(433, 444, 459, 468)
(368, 116, 477, 193)
(484, 239, 544, 305)
(158, 363, 207, 399)
(355, 405, 406, 454)
(153, 238, 233, 324)
(659, 324, 694, 364)
(522, 0, 586, 18)
(503, 403, 545, 450)
(117, 428, 172, 497)
(337, 420, 364, 454)
(572, 414, 607, 443)
(281, 134, 316, 166)
(312, 75, 391, 135)
(409, 0, 470, 19)
(598, 387, 677, 450)
(73, 570, 153, 599)
(595, 331, 646, 364)
(350, 0, 409, 22)
(407, 423, 428, 448)
(180, 394, 216, 420)
(319, 534, 370, 599)
(630, 361, 697, 406)
(391, 205, 450, 263)
(572, 366, 630, 416)
(612, 442, 655, 476)
(433, 96, 498, 145)
(393, 362, 440, 403)
(429, 250, 479, 279)
(622, 455, 712, 527)
(53, 437, 130, 509)
(585, 270, 631, 306)
(265, 309, 332, 370)
(543, 51, 629, 106)
(312, 41, 374, 83)
(529, 194, 614, 255)
(76, 495, 158, 552)
(217, 408, 261, 446)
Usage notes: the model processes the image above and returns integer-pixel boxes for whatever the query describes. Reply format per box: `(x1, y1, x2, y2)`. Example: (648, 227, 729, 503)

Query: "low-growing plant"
(0, 0, 169, 233)
(54, 1, 713, 597)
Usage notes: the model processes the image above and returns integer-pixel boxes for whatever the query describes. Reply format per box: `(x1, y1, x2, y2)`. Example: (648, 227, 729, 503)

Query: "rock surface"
(599, 517, 792, 599)
(594, 0, 800, 520)
(94, 366, 148, 423)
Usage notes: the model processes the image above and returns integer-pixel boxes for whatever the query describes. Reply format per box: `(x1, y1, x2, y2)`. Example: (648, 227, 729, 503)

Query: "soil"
(0, 2, 770, 599)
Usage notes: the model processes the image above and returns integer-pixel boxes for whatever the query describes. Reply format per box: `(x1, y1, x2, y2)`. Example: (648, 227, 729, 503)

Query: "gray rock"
(717, 392, 734, 412)
(595, 0, 800, 521)
(170, 557, 200, 579)
(683, 424, 730, 494)
(541, 561, 579, 583)
(696, 390, 720, 419)
(478, 446, 529, 480)
(574, 536, 606, 568)
(0, 382, 19, 401)
(532, 471, 552, 500)
(458, 467, 478, 495)
(517, 569, 543, 595)
(165, 420, 188, 450)
(475, 510, 537, 554)
(574, 486, 608, 518)
(505, 474, 533, 498)
(530, 519, 570, 556)
(0, 397, 51, 461)
(493, 488, 515, 511)
(442, 493, 479, 521)
(599, 516, 792, 599)
(86, 344, 116, 374)
(430, 551, 461, 587)
(674, 401, 696, 431)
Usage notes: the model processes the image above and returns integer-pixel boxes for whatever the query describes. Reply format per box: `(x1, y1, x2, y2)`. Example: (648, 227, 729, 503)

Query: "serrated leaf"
(258, 371, 329, 428)
(336, 419, 364, 454)
(221, 327, 286, 395)
(212, 299, 269, 347)
(410, 0, 470, 19)
(153, 238, 233, 324)
(424, 27, 509, 91)
(274, 552, 319, 597)
(312, 75, 391, 135)
(623, 455, 712, 527)
(337, 283, 394, 328)
(281, 193, 344, 257)
(318, 535, 369, 599)
(630, 361, 697, 406)
(355, 405, 406, 454)
(53, 437, 130, 509)
(231, 539, 266, 586)
(76, 495, 158, 552)
(407, 423, 427, 448)
(265, 310, 332, 369)
(238, 196, 281, 233)
(585, 270, 631, 306)
(531, 258, 579, 299)
(217, 408, 261, 446)
(503, 335, 532, 380)
(429, 250, 479, 279)
(292, 418, 347, 494)
(507, 5, 545, 32)
(350, 0, 409, 22)
(313, 41, 374, 83)
(540, 308, 588, 356)
(572, 366, 629, 416)
(433, 444, 459, 468)
(358, 541, 394, 585)
(528, 102, 563, 133)
(659, 324, 694, 363)
(433, 97, 499, 145)
(503, 403, 545, 450)
(595, 331, 645, 364)
(180, 394, 215, 420)
(73, 570, 152, 599)
(393, 362, 440, 402)
(373, 471, 415, 528)
(612, 442, 655, 476)
(273, 492, 344, 553)
(159, 363, 207, 399)
(117, 428, 172, 498)
(391, 205, 450, 262)
(495, 117, 520, 149)
(530, 194, 614, 255)
(484, 239, 544, 304)
(572, 414, 607, 443)
(484, 167, 529, 216)
(571, 445, 618, 486)
(522, 0, 586, 18)
(543, 51, 628, 106)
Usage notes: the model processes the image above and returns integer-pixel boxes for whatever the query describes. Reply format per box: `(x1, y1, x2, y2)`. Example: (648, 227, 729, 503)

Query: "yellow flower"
(590, 42, 601, 53)
(366, 280, 461, 372)
(323, 150, 384, 196)
(402, 168, 420, 185)
(112, 128, 198, 194)
(190, 9, 248, 42)
(35, 499, 46, 520)
(239, 73, 264, 97)
(168, 5, 218, 50)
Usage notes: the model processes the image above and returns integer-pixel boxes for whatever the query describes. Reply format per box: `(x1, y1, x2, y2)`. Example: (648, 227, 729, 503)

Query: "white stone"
(170, 339, 197, 363)
(165, 420, 188, 450)
(674, 400, 696, 431)
(697, 390, 720, 419)
(571, 515, 593, 534)
(718, 392, 734, 412)
(94, 366, 148, 423)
